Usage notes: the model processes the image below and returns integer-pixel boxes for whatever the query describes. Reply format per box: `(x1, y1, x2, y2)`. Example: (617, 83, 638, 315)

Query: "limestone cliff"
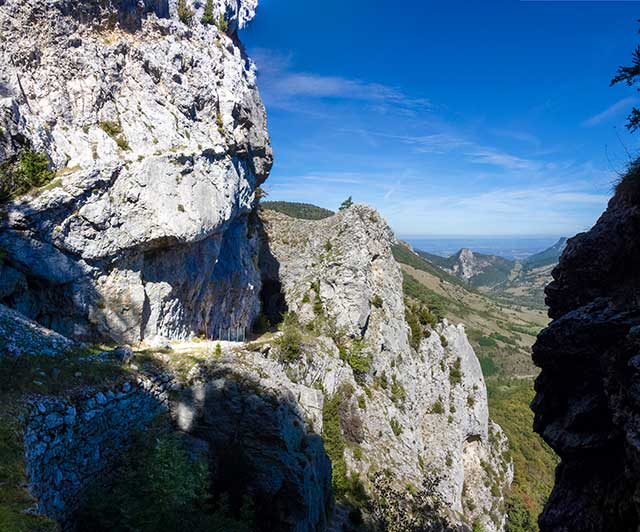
(260, 206, 512, 531)
(532, 178, 640, 531)
(0, 0, 271, 343)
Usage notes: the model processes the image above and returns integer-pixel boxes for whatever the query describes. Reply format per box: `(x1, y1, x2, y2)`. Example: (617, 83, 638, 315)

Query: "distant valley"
(407, 238, 567, 309)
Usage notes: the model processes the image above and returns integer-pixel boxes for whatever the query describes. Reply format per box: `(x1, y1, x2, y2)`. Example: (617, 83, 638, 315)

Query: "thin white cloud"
(466, 147, 538, 171)
(582, 97, 639, 127)
(251, 48, 431, 111)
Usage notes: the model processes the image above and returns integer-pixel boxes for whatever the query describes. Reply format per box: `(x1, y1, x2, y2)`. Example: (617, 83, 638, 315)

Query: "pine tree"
(177, 0, 194, 25)
(216, 12, 228, 33)
(201, 0, 215, 25)
(611, 24, 640, 132)
(339, 196, 353, 210)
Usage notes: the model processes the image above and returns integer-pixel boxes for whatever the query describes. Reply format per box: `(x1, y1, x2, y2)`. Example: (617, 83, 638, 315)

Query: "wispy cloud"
(251, 48, 431, 112)
(466, 146, 538, 171)
(582, 97, 639, 127)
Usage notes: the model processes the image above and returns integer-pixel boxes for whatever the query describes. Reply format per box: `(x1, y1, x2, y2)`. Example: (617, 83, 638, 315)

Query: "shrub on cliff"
(216, 12, 229, 33)
(615, 157, 640, 202)
(370, 471, 453, 532)
(339, 196, 353, 210)
(201, 0, 215, 25)
(177, 0, 194, 25)
(276, 312, 302, 363)
(0, 149, 55, 202)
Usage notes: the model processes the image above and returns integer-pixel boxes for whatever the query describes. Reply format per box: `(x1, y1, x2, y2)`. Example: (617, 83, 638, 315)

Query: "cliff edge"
(532, 172, 640, 531)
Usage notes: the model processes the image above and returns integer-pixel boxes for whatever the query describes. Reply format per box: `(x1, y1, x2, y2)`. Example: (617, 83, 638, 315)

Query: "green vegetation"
(275, 312, 302, 363)
(77, 425, 254, 532)
(0, 149, 55, 202)
(389, 417, 402, 437)
(0, 352, 129, 397)
(339, 196, 353, 210)
(216, 12, 228, 33)
(390, 374, 406, 406)
(177, 0, 194, 24)
(615, 157, 640, 201)
(322, 385, 368, 507)
(430, 398, 444, 415)
(99, 120, 129, 150)
(402, 272, 446, 318)
(371, 294, 384, 309)
(392, 243, 465, 288)
(611, 29, 640, 132)
(214, 343, 222, 359)
(261, 201, 334, 220)
(339, 337, 372, 383)
(487, 378, 558, 532)
(0, 415, 57, 531)
(449, 358, 462, 386)
(201, 0, 215, 25)
(216, 112, 224, 135)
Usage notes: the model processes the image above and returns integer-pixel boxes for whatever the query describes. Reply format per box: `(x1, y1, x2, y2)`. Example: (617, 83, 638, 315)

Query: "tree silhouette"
(339, 196, 353, 210)
(611, 21, 640, 132)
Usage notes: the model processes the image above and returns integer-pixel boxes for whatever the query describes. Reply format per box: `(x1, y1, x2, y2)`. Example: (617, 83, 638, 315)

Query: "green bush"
(449, 358, 462, 386)
(406, 305, 423, 350)
(177, 0, 194, 24)
(201, 0, 215, 24)
(440, 335, 448, 348)
(0, 149, 55, 202)
(216, 12, 229, 32)
(276, 312, 302, 363)
(372, 294, 384, 309)
(99, 120, 129, 151)
(430, 398, 444, 415)
(339, 196, 353, 210)
(391, 375, 406, 406)
(390, 417, 402, 437)
(339, 338, 372, 383)
(323, 388, 348, 496)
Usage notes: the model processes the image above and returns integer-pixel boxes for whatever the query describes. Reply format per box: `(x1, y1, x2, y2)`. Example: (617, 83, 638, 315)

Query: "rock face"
(261, 206, 512, 531)
(0, 303, 77, 358)
(0, 0, 272, 343)
(532, 187, 640, 531)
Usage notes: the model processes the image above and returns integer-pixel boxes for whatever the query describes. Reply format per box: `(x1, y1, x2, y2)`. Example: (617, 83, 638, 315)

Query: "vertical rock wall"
(0, 0, 272, 344)
(532, 186, 640, 531)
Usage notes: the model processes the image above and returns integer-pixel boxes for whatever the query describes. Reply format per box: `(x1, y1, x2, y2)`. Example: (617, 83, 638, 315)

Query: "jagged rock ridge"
(260, 206, 512, 531)
(0, 0, 272, 344)
(532, 185, 640, 531)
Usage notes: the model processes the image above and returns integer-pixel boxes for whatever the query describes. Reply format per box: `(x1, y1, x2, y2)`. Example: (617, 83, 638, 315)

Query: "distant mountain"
(261, 201, 334, 220)
(522, 237, 567, 270)
(418, 248, 515, 289)
(410, 238, 567, 309)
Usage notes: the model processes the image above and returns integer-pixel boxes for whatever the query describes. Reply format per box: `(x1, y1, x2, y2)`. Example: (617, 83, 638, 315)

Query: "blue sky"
(243, 0, 640, 237)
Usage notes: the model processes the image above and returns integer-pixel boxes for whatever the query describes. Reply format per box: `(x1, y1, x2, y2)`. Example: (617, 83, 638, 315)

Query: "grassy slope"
(395, 245, 557, 531)
(487, 379, 558, 531)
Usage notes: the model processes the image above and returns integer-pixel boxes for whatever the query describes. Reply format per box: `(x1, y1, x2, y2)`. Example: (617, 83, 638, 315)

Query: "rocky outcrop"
(0, 303, 77, 358)
(260, 206, 512, 531)
(532, 185, 640, 531)
(0, 0, 272, 344)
